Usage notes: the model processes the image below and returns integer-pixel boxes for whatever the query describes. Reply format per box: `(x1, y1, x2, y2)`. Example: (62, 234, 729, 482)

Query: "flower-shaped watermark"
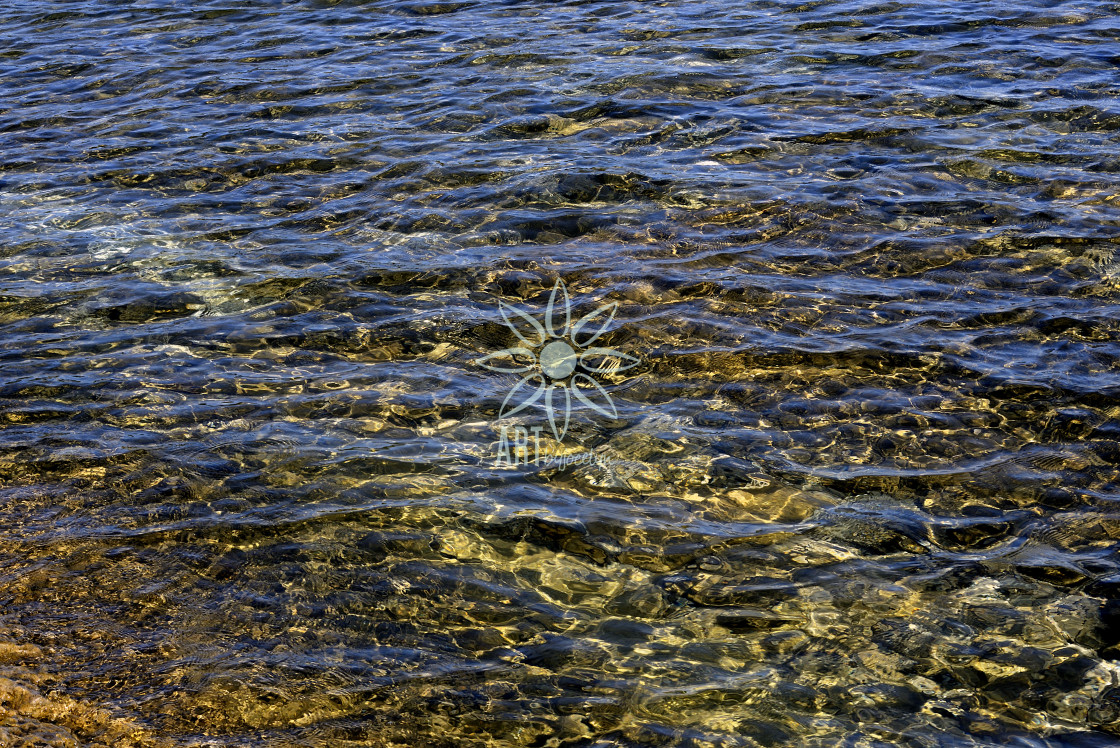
(476, 279, 638, 441)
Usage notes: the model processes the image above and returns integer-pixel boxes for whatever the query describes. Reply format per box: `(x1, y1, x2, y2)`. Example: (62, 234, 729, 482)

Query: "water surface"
(1, 0, 1120, 745)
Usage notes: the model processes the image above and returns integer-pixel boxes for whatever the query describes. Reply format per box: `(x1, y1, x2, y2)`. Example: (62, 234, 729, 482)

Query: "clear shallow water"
(2, 0, 1120, 745)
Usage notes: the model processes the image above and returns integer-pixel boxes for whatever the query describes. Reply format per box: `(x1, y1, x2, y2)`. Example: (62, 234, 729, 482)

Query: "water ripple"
(1, 0, 1119, 745)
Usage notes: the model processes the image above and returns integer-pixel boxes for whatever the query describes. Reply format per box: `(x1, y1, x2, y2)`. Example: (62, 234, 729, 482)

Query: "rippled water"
(2, 1, 1120, 745)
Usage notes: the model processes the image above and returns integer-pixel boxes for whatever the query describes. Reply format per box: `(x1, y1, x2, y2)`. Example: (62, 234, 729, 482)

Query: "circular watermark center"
(539, 340, 577, 379)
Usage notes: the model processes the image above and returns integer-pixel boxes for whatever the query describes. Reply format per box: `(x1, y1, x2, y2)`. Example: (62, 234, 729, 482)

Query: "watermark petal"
(499, 373, 546, 418)
(570, 300, 618, 347)
(544, 383, 571, 441)
(500, 300, 546, 347)
(545, 278, 571, 339)
(476, 347, 537, 374)
(578, 347, 640, 374)
(571, 373, 618, 419)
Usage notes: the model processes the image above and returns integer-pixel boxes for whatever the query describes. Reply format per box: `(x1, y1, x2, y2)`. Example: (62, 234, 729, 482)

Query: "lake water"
(2, 1, 1120, 746)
